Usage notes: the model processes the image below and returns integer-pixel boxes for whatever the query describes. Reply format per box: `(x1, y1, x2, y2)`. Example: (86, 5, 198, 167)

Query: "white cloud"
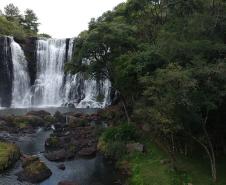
(0, 0, 125, 38)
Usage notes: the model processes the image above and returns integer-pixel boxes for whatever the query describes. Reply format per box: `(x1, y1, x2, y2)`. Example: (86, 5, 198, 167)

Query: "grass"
(122, 139, 226, 185)
(0, 142, 20, 172)
(124, 141, 174, 185)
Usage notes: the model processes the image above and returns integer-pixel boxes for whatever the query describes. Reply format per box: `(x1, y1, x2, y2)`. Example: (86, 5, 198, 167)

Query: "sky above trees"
(0, 0, 125, 38)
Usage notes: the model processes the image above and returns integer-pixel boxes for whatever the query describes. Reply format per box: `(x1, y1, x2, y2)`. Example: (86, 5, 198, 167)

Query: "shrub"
(102, 123, 138, 142)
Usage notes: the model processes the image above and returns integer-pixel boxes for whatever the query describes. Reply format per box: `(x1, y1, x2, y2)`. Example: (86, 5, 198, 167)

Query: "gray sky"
(0, 0, 125, 38)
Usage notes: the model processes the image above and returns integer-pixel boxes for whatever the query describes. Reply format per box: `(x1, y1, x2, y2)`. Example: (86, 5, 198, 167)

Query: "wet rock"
(58, 181, 79, 185)
(45, 149, 67, 161)
(21, 154, 39, 168)
(54, 111, 66, 123)
(14, 115, 46, 128)
(45, 136, 61, 150)
(17, 158, 52, 183)
(26, 110, 51, 119)
(126, 143, 144, 153)
(57, 164, 66, 170)
(44, 147, 75, 162)
(78, 146, 97, 157)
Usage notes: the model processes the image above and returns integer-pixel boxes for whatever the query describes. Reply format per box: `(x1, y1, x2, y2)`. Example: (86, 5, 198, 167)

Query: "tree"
(22, 9, 39, 33)
(0, 10, 3, 16)
(4, 4, 20, 21)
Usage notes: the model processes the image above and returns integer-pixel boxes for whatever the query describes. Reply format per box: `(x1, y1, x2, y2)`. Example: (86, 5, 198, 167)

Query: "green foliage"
(22, 9, 39, 33)
(0, 142, 20, 172)
(47, 136, 60, 149)
(4, 3, 20, 20)
(0, 16, 26, 39)
(38, 33, 52, 38)
(98, 123, 138, 159)
(102, 123, 138, 142)
(71, 0, 226, 181)
(0, 3, 40, 38)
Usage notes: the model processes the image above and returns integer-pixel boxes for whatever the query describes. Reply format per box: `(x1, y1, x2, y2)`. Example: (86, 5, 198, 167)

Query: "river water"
(0, 108, 118, 185)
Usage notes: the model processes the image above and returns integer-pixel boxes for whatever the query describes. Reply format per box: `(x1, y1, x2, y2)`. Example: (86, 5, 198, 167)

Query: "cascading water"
(10, 38, 31, 107)
(0, 37, 112, 108)
(31, 39, 66, 106)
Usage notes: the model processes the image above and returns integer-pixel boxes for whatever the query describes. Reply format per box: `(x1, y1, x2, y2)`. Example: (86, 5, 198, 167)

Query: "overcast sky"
(0, 0, 125, 38)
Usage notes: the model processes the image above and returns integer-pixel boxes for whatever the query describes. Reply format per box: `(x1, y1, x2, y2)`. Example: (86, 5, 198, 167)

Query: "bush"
(102, 123, 138, 142)
(98, 123, 138, 159)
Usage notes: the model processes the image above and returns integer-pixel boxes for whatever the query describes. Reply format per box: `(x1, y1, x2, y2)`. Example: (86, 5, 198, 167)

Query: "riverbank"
(0, 108, 119, 185)
(97, 105, 226, 185)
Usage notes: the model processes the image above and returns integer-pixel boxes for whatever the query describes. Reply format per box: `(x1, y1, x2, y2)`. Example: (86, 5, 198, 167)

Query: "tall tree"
(4, 3, 20, 21)
(23, 9, 39, 33)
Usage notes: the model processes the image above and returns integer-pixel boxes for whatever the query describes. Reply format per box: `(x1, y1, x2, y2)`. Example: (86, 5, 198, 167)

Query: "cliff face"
(0, 37, 13, 107)
(15, 37, 37, 86)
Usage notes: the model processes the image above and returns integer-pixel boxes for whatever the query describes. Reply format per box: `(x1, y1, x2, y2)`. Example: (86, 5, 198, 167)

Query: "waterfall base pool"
(0, 108, 120, 185)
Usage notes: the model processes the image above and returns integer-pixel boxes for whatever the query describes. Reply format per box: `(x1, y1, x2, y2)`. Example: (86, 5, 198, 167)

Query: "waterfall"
(10, 38, 31, 107)
(30, 39, 66, 106)
(0, 37, 112, 108)
(62, 39, 111, 108)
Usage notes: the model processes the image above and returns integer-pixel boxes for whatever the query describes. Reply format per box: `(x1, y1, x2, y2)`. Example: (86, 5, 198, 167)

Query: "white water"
(0, 37, 112, 108)
(31, 39, 66, 106)
(10, 38, 31, 107)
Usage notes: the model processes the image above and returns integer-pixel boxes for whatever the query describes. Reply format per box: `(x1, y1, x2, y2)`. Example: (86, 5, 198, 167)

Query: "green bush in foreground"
(0, 142, 20, 172)
(98, 123, 138, 159)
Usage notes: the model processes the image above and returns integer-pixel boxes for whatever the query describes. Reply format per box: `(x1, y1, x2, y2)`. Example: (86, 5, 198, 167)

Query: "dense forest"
(67, 0, 226, 184)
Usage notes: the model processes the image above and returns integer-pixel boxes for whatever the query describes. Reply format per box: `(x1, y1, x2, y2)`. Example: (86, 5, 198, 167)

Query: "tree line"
(0, 3, 50, 39)
(67, 0, 226, 182)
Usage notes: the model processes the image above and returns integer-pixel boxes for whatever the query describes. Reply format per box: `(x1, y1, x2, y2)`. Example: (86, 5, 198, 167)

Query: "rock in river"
(16, 156, 52, 183)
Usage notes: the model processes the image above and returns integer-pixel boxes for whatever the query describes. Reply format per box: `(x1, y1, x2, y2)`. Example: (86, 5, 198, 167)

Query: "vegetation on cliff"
(0, 3, 46, 39)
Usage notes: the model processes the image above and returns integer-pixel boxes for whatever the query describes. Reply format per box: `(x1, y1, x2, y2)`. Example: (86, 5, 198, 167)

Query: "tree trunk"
(121, 95, 131, 123)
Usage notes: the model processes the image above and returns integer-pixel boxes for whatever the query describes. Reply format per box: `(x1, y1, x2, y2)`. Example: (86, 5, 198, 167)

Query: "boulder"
(58, 181, 79, 185)
(14, 115, 45, 128)
(78, 146, 97, 157)
(26, 110, 51, 119)
(126, 143, 144, 153)
(54, 111, 66, 123)
(21, 155, 39, 168)
(45, 149, 67, 161)
(17, 160, 52, 183)
(57, 164, 66, 170)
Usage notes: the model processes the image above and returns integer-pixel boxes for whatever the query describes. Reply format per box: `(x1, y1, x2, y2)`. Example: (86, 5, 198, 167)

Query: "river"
(0, 108, 118, 185)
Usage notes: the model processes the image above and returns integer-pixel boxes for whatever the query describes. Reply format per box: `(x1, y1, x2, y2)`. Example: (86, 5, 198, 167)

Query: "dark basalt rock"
(44, 115, 98, 162)
(44, 149, 75, 161)
(26, 110, 51, 119)
(78, 146, 97, 157)
(58, 181, 79, 185)
(54, 111, 66, 123)
(0, 36, 13, 107)
(16, 156, 52, 183)
(57, 164, 66, 170)
(15, 37, 37, 86)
